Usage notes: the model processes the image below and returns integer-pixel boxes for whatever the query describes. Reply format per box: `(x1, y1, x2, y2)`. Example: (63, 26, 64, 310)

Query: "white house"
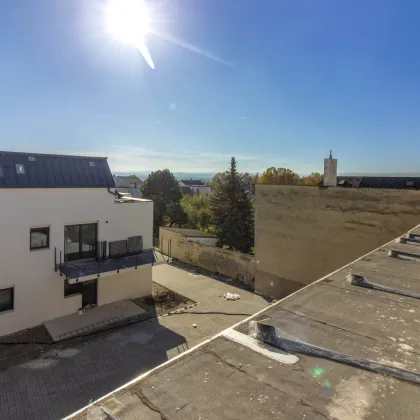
(179, 179, 211, 195)
(113, 174, 143, 198)
(0, 151, 154, 337)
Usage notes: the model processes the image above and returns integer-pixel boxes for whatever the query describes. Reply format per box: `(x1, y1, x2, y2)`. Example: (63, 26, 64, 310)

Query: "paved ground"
(0, 263, 268, 420)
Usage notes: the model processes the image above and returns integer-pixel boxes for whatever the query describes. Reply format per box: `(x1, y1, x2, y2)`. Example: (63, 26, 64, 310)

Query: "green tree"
(141, 170, 182, 229)
(210, 157, 254, 253)
(181, 194, 212, 231)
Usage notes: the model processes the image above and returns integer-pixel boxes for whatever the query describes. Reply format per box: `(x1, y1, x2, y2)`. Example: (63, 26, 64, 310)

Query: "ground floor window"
(64, 279, 97, 307)
(0, 287, 14, 313)
(64, 279, 82, 297)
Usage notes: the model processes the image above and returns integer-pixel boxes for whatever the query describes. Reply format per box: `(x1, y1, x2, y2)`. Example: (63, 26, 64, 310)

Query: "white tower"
(323, 150, 337, 187)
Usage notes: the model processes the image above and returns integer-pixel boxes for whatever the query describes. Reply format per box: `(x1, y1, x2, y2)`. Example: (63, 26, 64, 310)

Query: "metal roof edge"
(0, 151, 108, 160)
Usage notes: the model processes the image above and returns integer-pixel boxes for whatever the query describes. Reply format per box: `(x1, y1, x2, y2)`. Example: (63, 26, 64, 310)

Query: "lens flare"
(106, 0, 155, 69)
(312, 367, 324, 378)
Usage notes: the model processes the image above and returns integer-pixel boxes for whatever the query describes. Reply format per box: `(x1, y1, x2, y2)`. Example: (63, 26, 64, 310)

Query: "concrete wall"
(159, 227, 255, 288)
(187, 237, 218, 247)
(255, 184, 420, 298)
(98, 266, 151, 306)
(0, 188, 153, 337)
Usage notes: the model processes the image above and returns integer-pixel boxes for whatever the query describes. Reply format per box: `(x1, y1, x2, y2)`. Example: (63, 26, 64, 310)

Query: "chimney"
(323, 150, 337, 187)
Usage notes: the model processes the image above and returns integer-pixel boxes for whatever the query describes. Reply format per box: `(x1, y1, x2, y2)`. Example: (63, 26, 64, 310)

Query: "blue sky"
(1, 0, 419, 174)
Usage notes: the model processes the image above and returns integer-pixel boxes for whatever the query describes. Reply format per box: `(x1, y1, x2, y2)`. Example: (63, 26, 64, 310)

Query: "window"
(30, 226, 50, 250)
(64, 279, 82, 297)
(89, 161, 96, 167)
(0, 287, 14, 313)
(64, 223, 97, 261)
(28, 156, 36, 161)
(16, 164, 25, 174)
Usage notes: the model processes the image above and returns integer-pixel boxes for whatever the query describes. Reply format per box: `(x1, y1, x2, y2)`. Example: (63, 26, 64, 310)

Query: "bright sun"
(106, 0, 155, 69)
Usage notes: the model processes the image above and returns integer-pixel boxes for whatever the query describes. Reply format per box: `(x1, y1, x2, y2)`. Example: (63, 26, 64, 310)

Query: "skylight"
(16, 164, 25, 174)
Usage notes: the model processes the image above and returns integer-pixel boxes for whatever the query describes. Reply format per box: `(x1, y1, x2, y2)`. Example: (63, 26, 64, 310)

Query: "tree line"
(141, 157, 254, 253)
(140, 161, 322, 254)
(256, 168, 323, 186)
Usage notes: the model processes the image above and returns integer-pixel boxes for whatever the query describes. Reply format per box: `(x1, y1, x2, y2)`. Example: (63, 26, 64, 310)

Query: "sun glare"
(106, 0, 155, 69)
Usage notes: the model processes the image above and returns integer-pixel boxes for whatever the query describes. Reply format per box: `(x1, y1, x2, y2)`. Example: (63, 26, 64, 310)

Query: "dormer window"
(89, 161, 96, 167)
(28, 156, 36, 161)
(16, 164, 25, 174)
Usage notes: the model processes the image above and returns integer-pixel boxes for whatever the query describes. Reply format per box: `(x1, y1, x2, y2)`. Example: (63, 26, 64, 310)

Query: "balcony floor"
(57, 250, 156, 280)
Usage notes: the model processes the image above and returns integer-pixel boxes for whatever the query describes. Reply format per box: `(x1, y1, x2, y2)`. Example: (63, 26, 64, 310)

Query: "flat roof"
(68, 224, 420, 420)
(161, 227, 217, 238)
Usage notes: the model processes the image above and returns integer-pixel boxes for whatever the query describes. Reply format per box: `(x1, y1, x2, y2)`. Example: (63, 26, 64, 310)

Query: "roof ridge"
(0, 151, 108, 160)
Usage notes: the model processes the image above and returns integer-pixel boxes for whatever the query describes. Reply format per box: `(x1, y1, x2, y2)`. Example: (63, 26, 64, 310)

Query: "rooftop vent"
(16, 164, 25, 174)
(89, 161, 96, 167)
(28, 156, 36, 162)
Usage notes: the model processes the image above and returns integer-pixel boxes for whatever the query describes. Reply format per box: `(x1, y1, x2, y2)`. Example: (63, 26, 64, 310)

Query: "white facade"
(323, 151, 338, 187)
(0, 188, 153, 337)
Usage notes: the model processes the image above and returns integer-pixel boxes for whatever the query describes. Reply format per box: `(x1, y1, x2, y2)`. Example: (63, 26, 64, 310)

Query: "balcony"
(55, 236, 156, 283)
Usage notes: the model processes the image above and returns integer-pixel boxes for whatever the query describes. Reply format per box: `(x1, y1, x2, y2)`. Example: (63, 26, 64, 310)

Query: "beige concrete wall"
(159, 227, 255, 288)
(98, 266, 152, 305)
(187, 237, 218, 247)
(255, 184, 420, 298)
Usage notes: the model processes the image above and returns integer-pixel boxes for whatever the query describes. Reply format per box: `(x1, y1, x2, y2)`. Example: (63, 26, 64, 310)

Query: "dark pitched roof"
(337, 176, 362, 188)
(0, 151, 115, 188)
(359, 176, 420, 189)
(180, 179, 205, 186)
(337, 176, 420, 189)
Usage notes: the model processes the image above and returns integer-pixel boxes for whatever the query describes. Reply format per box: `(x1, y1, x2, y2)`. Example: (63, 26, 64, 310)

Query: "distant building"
(114, 175, 143, 198)
(322, 152, 420, 189)
(337, 176, 420, 189)
(179, 179, 212, 195)
(323, 150, 337, 187)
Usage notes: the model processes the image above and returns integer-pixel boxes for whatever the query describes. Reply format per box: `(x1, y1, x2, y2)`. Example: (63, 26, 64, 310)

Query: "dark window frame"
(30, 226, 50, 251)
(64, 279, 82, 297)
(64, 223, 97, 261)
(0, 287, 14, 313)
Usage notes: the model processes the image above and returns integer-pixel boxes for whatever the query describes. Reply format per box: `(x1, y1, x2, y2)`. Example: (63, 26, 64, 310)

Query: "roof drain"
(347, 273, 420, 300)
(250, 320, 420, 386)
(107, 188, 123, 199)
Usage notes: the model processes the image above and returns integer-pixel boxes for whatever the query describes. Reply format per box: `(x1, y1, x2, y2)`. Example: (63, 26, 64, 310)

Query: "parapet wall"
(255, 185, 420, 298)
